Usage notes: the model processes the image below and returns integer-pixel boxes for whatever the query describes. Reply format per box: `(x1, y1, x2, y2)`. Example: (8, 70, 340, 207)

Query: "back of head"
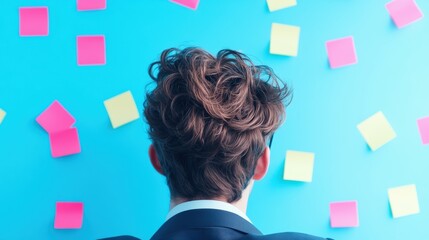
(144, 47, 291, 202)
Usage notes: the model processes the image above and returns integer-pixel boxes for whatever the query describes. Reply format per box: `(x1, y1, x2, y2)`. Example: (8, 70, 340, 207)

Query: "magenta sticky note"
(170, 0, 200, 10)
(19, 7, 49, 36)
(49, 128, 81, 158)
(417, 117, 429, 144)
(326, 36, 358, 69)
(54, 202, 83, 229)
(77, 0, 107, 11)
(330, 201, 359, 228)
(36, 101, 75, 134)
(386, 0, 423, 28)
(77, 35, 106, 66)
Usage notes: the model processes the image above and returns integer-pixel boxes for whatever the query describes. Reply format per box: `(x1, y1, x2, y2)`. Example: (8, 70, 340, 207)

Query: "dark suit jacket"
(100, 209, 333, 240)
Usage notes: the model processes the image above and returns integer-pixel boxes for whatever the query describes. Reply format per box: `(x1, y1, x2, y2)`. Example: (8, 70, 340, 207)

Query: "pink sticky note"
(54, 202, 84, 229)
(170, 0, 200, 10)
(36, 101, 76, 133)
(330, 201, 359, 228)
(49, 128, 81, 158)
(326, 36, 358, 69)
(77, 0, 107, 11)
(19, 7, 49, 36)
(77, 35, 106, 66)
(386, 0, 423, 28)
(417, 117, 429, 144)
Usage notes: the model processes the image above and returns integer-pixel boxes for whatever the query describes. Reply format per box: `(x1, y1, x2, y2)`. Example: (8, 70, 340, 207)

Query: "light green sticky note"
(270, 23, 300, 57)
(267, 0, 297, 12)
(0, 109, 6, 125)
(104, 91, 140, 129)
(388, 184, 420, 218)
(357, 111, 396, 151)
(283, 150, 314, 182)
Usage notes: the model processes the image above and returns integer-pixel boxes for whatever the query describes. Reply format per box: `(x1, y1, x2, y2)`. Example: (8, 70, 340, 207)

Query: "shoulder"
(98, 236, 140, 240)
(241, 232, 333, 240)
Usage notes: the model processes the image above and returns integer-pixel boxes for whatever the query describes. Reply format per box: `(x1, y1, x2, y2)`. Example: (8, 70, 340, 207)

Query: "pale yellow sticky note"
(283, 150, 314, 182)
(0, 109, 6, 125)
(104, 91, 140, 129)
(357, 111, 396, 151)
(267, 0, 297, 12)
(270, 23, 300, 57)
(388, 184, 420, 218)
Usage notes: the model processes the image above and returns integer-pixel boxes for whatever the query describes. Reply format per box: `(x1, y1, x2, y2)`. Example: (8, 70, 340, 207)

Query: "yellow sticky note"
(104, 91, 140, 129)
(283, 150, 314, 182)
(267, 0, 297, 12)
(0, 109, 6, 125)
(388, 184, 420, 218)
(357, 111, 396, 151)
(270, 23, 300, 57)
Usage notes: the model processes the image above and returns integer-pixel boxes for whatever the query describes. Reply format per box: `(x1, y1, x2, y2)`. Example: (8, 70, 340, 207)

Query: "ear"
(149, 144, 164, 176)
(253, 147, 270, 180)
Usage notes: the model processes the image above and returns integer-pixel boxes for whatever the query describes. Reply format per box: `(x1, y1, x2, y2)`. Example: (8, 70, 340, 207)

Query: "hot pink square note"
(19, 7, 49, 36)
(326, 36, 358, 69)
(49, 128, 81, 158)
(417, 117, 429, 144)
(36, 100, 76, 134)
(77, 35, 106, 66)
(330, 201, 359, 228)
(386, 0, 423, 28)
(170, 0, 200, 10)
(77, 0, 107, 11)
(54, 202, 84, 229)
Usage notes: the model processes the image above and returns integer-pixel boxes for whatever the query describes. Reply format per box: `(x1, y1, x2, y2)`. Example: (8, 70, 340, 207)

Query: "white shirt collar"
(166, 200, 252, 223)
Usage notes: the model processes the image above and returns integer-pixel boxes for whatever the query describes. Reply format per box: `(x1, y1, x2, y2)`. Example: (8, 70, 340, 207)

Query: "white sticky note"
(270, 23, 300, 57)
(357, 111, 396, 151)
(104, 91, 140, 129)
(388, 184, 420, 218)
(267, 0, 297, 12)
(283, 150, 314, 182)
(0, 109, 6, 124)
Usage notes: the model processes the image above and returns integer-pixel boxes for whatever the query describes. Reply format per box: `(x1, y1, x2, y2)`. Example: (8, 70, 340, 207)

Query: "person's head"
(144, 47, 291, 203)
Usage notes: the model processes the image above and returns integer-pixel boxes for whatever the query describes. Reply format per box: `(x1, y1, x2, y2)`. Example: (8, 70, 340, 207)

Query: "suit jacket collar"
(150, 209, 262, 240)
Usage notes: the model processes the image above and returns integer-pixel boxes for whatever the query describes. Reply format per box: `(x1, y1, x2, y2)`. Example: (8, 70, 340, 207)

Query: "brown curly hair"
(144, 48, 291, 202)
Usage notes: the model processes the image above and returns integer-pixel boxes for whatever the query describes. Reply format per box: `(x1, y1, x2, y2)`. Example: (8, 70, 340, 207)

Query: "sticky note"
(77, 35, 106, 66)
(36, 101, 76, 133)
(104, 91, 140, 129)
(270, 23, 300, 57)
(19, 7, 49, 36)
(283, 150, 314, 182)
(170, 0, 200, 10)
(386, 0, 423, 28)
(326, 36, 358, 69)
(357, 111, 396, 151)
(77, 0, 107, 11)
(417, 117, 429, 144)
(54, 202, 84, 229)
(330, 201, 359, 228)
(267, 0, 297, 12)
(388, 184, 420, 218)
(49, 128, 81, 158)
(0, 109, 6, 125)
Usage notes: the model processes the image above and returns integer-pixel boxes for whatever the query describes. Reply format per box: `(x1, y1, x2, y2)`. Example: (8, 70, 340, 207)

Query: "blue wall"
(1, 0, 428, 239)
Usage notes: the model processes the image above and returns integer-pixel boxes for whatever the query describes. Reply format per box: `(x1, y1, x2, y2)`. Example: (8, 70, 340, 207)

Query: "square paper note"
(326, 36, 358, 69)
(388, 184, 420, 218)
(283, 150, 314, 182)
(170, 0, 200, 10)
(386, 0, 423, 28)
(270, 23, 300, 57)
(36, 100, 76, 133)
(19, 7, 49, 36)
(267, 0, 297, 12)
(77, 35, 106, 66)
(0, 109, 6, 125)
(357, 111, 396, 151)
(330, 201, 359, 228)
(49, 128, 81, 158)
(104, 91, 139, 129)
(417, 116, 429, 144)
(77, 0, 107, 11)
(54, 202, 84, 229)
